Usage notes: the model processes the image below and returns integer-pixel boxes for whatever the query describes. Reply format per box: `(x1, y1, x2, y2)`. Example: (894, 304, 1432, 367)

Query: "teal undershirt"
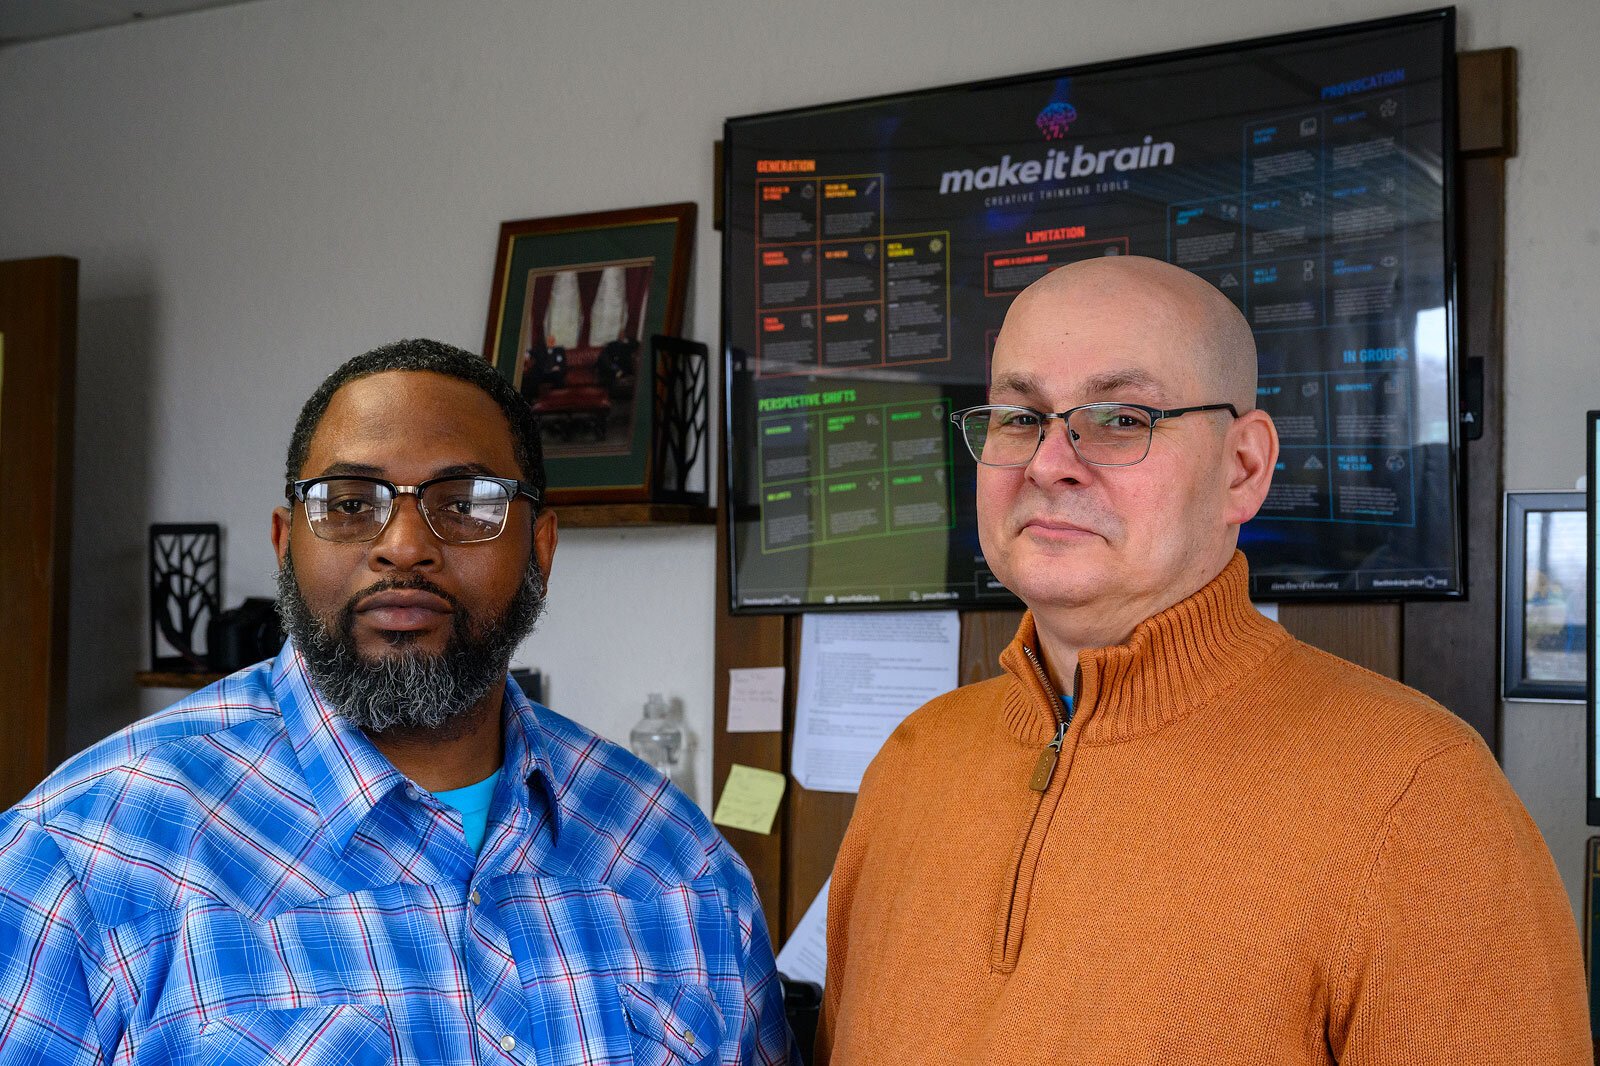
(433, 770, 500, 856)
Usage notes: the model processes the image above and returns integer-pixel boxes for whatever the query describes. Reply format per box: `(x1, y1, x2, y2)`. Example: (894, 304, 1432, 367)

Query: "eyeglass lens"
(960, 405, 1155, 467)
(302, 477, 515, 543)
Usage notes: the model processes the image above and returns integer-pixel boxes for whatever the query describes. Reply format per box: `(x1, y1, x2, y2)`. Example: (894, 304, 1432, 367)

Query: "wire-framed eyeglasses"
(949, 401, 1239, 468)
(288, 474, 540, 544)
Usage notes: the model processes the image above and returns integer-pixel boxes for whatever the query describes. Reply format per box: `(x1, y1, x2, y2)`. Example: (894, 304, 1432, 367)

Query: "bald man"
(817, 258, 1588, 1065)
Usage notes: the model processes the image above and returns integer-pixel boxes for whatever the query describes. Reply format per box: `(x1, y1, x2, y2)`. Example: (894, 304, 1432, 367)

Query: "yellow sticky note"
(712, 764, 787, 835)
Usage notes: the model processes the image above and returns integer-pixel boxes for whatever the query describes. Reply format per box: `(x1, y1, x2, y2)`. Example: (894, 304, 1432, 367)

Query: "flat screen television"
(722, 9, 1460, 612)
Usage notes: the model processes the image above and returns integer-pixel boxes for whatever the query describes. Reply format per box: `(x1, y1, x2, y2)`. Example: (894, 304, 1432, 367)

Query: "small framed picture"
(482, 203, 696, 504)
(1503, 491, 1587, 701)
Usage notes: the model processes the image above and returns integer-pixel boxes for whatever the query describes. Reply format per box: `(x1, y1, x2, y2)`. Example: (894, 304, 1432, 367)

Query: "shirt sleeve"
(0, 813, 118, 1064)
(1328, 738, 1590, 1064)
(717, 842, 799, 1066)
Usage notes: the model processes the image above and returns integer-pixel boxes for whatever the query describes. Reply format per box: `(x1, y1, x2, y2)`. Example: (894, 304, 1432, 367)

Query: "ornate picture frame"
(482, 203, 696, 504)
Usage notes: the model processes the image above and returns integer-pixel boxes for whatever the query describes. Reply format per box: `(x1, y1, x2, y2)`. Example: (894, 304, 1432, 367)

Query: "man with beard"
(817, 258, 1588, 1064)
(0, 340, 795, 1065)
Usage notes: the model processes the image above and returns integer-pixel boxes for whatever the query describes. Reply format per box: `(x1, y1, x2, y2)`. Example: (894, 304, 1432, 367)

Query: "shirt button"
(405, 787, 423, 802)
(684, 1029, 697, 1047)
(500, 1035, 516, 1052)
(471, 890, 481, 906)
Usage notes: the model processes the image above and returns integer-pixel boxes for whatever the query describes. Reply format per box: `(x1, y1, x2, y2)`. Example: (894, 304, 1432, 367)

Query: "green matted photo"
(482, 202, 696, 503)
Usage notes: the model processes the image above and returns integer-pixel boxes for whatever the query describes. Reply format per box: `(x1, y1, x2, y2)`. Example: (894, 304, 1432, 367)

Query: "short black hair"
(285, 339, 545, 507)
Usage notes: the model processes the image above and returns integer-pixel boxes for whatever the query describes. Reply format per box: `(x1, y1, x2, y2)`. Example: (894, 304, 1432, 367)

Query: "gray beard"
(275, 545, 546, 737)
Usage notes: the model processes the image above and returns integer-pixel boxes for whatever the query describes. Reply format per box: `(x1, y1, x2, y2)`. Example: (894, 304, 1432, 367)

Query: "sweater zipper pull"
(1028, 721, 1068, 793)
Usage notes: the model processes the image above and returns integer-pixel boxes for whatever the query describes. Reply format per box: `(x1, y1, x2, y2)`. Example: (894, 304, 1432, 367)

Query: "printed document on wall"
(775, 877, 830, 987)
(791, 610, 960, 793)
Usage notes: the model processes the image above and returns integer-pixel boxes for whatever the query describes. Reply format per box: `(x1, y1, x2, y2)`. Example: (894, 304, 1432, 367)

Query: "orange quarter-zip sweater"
(819, 553, 1588, 1065)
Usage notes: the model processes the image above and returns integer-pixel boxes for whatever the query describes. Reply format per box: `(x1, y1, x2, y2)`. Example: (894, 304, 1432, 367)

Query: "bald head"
(998, 256, 1258, 411)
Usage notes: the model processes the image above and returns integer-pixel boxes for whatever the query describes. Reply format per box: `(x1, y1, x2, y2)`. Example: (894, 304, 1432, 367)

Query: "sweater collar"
(998, 551, 1291, 745)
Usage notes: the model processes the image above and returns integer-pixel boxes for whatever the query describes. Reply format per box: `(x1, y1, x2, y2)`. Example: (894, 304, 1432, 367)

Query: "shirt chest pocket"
(618, 982, 725, 1065)
(197, 1002, 393, 1065)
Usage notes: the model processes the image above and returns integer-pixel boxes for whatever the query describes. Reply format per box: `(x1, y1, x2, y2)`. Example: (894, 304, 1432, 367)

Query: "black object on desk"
(510, 668, 544, 705)
(207, 597, 282, 674)
(780, 976, 821, 1064)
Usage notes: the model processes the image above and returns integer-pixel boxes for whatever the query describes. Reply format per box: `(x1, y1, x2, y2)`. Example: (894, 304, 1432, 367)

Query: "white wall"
(1, 0, 1596, 911)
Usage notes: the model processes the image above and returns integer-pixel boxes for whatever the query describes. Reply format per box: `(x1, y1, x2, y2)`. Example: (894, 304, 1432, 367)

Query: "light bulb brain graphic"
(1036, 102, 1078, 140)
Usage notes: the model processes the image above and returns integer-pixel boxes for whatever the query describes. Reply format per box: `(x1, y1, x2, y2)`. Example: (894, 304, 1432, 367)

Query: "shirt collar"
(273, 640, 563, 854)
(999, 551, 1292, 745)
(499, 670, 565, 843)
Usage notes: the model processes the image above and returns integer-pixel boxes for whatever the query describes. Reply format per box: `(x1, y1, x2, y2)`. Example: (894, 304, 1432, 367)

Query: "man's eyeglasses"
(288, 475, 540, 544)
(949, 402, 1239, 468)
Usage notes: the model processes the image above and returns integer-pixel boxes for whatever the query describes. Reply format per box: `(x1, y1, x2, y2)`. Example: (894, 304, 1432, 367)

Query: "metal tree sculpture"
(149, 524, 221, 671)
(650, 336, 709, 504)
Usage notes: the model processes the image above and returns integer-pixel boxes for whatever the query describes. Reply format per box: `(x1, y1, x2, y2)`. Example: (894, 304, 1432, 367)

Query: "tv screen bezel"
(719, 8, 1462, 614)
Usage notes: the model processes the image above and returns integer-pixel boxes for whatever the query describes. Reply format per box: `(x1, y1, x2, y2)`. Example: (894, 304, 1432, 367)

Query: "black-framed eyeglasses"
(949, 402, 1239, 468)
(288, 475, 540, 544)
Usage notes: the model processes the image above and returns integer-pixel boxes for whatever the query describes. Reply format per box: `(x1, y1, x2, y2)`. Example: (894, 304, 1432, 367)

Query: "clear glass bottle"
(629, 692, 683, 785)
(665, 696, 695, 802)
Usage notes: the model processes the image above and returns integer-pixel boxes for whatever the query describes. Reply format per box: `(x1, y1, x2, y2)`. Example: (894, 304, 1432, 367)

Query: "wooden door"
(0, 257, 78, 807)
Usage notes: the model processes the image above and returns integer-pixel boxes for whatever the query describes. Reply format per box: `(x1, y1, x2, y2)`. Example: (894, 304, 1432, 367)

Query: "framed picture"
(1587, 412, 1599, 826)
(1503, 491, 1587, 701)
(483, 203, 696, 503)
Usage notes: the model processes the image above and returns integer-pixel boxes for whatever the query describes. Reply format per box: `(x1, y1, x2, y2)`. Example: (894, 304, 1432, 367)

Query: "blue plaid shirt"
(0, 643, 795, 1065)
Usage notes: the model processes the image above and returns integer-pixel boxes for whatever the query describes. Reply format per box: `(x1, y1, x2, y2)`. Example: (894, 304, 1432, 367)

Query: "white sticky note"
(727, 667, 785, 732)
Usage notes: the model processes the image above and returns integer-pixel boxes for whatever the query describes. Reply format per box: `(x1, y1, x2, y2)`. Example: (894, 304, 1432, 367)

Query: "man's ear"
(1222, 409, 1279, 526)
(271, 506, 292, 568)
(532, 507, 558, 584)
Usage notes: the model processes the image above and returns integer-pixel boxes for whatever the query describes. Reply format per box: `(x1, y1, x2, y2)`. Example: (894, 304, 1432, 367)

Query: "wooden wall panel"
(1456, 48, 1517, 158)
(1278, 603, 1402, 680)
(712, 484, 789, 945)
(1401, 48, 1516, 751)
(959, 610, 1024, 686)
(0, 257, 77, 808)
(779, 621, 856, 937)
